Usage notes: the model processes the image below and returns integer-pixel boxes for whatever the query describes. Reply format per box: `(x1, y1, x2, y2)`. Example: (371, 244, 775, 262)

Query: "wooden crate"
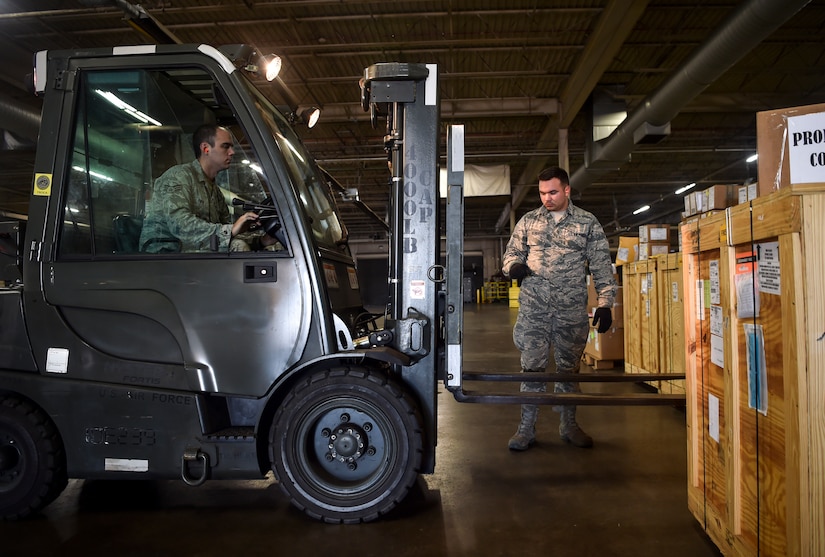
(657, 253, 685, 394)
(622, 259, 660, 390)
(682, 184, 825, 556)
(622, 262, 643, 372)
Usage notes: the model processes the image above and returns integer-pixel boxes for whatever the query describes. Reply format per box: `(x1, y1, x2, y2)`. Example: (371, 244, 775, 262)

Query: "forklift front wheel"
(270, 366, 423, 524)
(0, 397, 68, 520)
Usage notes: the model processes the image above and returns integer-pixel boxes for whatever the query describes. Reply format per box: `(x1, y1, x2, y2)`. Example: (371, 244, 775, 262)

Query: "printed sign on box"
(788, 112, 825, 184)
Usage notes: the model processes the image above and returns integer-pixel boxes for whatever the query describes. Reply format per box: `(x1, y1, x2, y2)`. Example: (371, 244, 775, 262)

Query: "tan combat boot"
(508, 404, 538, 451)
(559, 406, 593, 448)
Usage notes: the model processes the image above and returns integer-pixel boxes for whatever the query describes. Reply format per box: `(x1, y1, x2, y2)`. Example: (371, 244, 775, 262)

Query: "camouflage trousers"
(513, 276, 589, 399)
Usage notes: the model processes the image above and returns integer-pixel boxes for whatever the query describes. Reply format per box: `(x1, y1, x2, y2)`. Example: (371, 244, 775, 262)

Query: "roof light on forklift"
(217, 44, 282, 81)
(243, 54, 282, 81)
(296, 106, 321, 129)
(29, 50, 48, 95)
(264, 55, 282, 81)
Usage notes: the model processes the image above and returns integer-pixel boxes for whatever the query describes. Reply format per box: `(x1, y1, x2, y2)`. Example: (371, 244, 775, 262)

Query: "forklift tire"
(0, 397, 68, 520)
(270, 367, 423, 524)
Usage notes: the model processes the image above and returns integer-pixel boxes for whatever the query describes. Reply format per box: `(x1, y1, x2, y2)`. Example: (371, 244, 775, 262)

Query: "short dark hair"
(192, 124, 218, 159)
(537, 166, 570, 185)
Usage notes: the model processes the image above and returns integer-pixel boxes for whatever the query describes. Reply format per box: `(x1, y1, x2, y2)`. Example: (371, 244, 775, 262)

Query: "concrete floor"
(2, 303, 721, 557)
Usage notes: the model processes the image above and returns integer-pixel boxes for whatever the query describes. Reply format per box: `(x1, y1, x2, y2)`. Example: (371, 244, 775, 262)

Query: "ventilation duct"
(570, 0, 813, 193)
(0, 96, 41, 145)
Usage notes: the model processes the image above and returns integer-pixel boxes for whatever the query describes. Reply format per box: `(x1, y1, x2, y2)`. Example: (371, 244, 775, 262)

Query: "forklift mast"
(360, 63, 444, 473)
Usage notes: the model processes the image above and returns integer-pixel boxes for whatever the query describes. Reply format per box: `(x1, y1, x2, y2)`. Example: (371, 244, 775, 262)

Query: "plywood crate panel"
(682, 215, 730, 543)
(622, 262, 643, 373)
(656, 253, 685, 394)
(622, 259, 660, 390)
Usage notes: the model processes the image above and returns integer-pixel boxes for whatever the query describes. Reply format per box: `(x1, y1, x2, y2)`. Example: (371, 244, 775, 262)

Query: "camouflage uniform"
(140, 160, 238, 253)
(502, 202, 615, 447)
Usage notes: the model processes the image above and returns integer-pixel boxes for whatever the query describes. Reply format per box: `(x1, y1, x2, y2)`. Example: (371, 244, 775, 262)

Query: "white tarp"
(439, 164, 510, 198)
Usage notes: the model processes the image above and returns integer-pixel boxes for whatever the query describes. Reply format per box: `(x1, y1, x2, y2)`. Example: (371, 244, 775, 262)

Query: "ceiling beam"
(313, 97, 558, 124)
(494, 0, 649, 233)
(558, 0, 651, 129)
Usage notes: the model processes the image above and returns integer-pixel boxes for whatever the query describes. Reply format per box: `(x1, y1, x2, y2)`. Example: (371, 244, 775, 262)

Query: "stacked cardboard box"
(638, 223, 670, 260)
(614, 235, 639, 266)
(756, 102, 825, 196)
(584, 277, 623, 364)
(737, 183, 758, 204)
(683, 184, 739, 217)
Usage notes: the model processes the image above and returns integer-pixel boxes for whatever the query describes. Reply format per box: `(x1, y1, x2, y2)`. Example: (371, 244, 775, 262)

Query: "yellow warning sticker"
(33, 173, 52, 196)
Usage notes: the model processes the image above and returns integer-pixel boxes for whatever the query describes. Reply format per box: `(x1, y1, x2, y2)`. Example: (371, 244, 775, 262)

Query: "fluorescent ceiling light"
(674, 182, 696, 195)
(633, 205, 650, 215)
(746, 154, 758, 163)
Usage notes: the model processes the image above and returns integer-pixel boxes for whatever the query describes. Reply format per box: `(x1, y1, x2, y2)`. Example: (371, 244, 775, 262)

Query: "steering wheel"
(255, 196, 289, 250)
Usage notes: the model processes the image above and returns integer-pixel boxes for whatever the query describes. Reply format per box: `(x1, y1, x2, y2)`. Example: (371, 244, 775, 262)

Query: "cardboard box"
(638, 224, 670, 243)
(615, 236, 638, 266)
(700, 184, 737, 212)
(638, 241, 670, 260)
(756, 103, 825, 196)
(688, 191, 699, 216)
(737, 183, 758, 204)
(585, 325, 624, 361)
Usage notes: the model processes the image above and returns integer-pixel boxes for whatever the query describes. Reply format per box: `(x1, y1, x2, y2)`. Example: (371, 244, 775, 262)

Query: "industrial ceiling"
(1, 0, 824, 244)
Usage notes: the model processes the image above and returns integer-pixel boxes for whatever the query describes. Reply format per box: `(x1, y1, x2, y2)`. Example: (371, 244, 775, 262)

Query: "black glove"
(592, 307, 612, 334)
(508, 263, 530, 280)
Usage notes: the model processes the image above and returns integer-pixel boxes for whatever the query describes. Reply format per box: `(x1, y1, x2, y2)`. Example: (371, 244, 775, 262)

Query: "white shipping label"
(650, 227, 668, 241)
(46, 347, 69, 374)
(710, 306, 723, 337)
(710, 333, 724, 368)
(696, 280, 705, 321)
(709, 260, 721, 305)
(105, 458, 149, 472)
(708, 393, 720, 443)
(756, 241, 781, 295)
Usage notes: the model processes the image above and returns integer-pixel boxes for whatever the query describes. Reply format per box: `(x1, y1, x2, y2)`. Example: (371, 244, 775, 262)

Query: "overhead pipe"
(0, 96, 41, 143)
(569, 0, 811, 194)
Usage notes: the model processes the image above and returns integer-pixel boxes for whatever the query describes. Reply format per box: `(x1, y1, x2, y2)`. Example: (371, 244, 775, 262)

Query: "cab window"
(57, 66, 282, 258)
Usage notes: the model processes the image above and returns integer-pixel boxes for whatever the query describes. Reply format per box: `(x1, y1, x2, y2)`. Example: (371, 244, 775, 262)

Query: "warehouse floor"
(2, 304, 721, 557)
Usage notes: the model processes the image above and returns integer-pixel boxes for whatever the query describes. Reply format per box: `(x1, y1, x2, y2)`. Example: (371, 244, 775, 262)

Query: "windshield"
(239, 77, 346, 250)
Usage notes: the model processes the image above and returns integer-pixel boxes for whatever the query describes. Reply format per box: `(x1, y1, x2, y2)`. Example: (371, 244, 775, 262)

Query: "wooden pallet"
(582, 353, 621, 370)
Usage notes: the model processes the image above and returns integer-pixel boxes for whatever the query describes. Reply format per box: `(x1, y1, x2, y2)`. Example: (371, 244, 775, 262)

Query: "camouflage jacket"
(502, 203, 615, 308)
(139, 159, 233, 252)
